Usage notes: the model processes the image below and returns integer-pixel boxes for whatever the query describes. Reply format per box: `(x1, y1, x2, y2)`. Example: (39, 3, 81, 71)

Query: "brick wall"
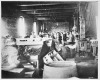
(1, 16, 33, 38)
(44, 22, 69, 33)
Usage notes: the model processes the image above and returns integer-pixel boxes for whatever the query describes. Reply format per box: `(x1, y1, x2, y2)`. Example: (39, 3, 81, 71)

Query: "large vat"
(43, 61, 78, 78)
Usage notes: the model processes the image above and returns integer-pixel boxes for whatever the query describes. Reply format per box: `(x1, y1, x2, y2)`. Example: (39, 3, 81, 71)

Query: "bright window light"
(17, 16, 26, 38)
(33, 22, 37, 35)
(96, 16, 98, 40)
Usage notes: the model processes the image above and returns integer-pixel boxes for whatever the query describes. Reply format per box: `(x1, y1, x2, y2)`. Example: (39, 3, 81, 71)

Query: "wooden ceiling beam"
(20, 4, 77, 10)
(20, 8, 77, 11)
(18, 2, 78, 6)
(26, 11, 74, 15)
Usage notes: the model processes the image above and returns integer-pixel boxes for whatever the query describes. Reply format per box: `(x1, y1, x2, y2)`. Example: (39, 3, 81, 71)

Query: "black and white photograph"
(1, 0, 99, 79)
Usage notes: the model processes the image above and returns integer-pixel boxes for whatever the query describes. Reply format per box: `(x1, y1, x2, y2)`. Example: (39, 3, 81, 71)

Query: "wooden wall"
(80, 1, 98, 38)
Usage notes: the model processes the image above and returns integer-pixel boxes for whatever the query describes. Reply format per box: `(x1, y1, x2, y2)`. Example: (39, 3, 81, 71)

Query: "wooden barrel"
(43, 61, 78, 78)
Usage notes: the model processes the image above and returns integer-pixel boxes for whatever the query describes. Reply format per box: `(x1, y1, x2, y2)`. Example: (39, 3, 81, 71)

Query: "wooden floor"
(2, 55, 98, 79)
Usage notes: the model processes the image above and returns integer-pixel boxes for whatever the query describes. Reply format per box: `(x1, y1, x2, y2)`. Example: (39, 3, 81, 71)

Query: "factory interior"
(1, 1, 99, 79)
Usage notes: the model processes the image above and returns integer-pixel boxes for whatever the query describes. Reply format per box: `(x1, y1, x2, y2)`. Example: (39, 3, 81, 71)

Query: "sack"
(43, 51, 54, 64)
(1, 46, 20, 70)
(43, 50, 64, 64)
